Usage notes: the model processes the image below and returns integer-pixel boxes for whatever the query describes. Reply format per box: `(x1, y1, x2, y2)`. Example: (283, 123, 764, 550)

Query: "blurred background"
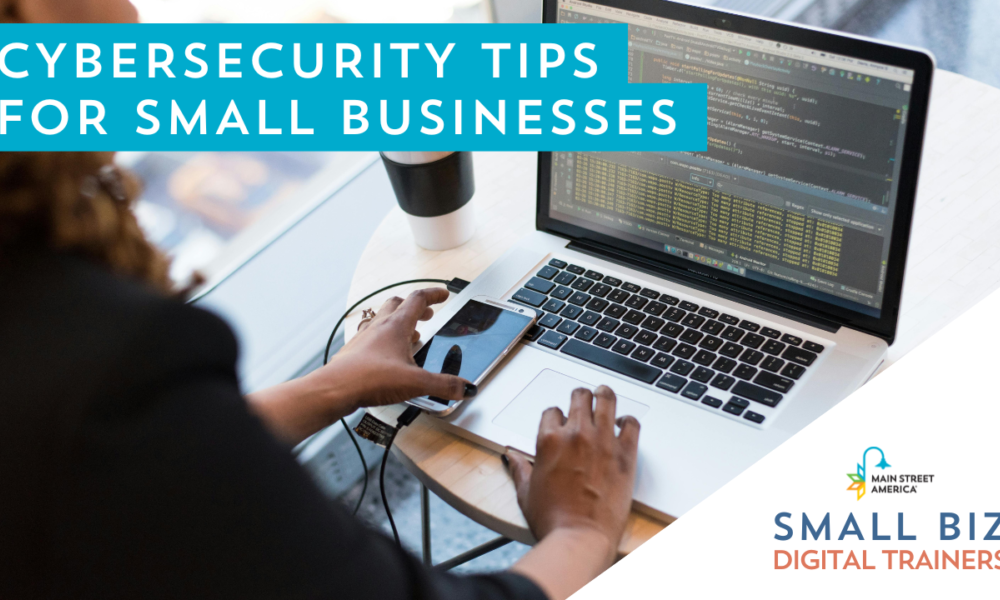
(128, 0, 1000, 573)
(130, 0, 1000, 286)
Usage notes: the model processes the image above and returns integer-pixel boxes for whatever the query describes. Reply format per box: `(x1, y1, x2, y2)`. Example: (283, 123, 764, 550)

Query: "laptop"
(426, 0, 935, 521)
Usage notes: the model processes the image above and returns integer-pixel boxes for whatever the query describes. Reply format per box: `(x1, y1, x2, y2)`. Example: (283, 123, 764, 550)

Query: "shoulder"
(0, 251, 240, 410)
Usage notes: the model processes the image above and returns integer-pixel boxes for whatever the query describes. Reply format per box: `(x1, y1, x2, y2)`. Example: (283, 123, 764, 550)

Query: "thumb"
(414, 368, 473, 401)
(505, 450, 533, 512)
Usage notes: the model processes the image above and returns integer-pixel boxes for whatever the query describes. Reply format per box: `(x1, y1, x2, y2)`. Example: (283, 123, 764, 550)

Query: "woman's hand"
(506, 386, 640, 600)
(318, 287, 474, 408)
(247, 287, 472, 444)
(508, 386, 640, 564)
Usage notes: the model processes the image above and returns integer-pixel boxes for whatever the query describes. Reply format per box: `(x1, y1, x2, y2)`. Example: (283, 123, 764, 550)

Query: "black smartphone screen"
(413, 300, 533, 403)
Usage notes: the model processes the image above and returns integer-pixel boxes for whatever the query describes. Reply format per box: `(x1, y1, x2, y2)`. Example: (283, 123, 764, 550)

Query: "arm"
(512, 528, 617, 600)
(248, 288, 641, 600)
(56, 359, 546, 600)
(243, 362, 365, 444)
(507, 387, 641, 600)
(247, 288, 472, 444)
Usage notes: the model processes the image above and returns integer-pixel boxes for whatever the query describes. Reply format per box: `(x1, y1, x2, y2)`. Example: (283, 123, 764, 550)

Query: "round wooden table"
(345, 69, 1000, 556)
(344, 149, 667, 555)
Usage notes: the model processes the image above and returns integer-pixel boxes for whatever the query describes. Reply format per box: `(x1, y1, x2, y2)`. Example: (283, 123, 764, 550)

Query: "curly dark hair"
(0, 152, 173, 292)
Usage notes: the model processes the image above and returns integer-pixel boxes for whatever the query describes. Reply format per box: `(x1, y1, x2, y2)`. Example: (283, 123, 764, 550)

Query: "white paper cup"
(381, 151, 476, 251)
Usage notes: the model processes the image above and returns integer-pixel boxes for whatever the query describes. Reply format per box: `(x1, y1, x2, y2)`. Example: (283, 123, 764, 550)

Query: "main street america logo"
(846, 446, 935, 500)
(846, 446, 890, 500)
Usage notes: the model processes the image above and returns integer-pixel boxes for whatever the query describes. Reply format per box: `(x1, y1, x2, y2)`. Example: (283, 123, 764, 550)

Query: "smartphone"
(408, 296, 537, 416)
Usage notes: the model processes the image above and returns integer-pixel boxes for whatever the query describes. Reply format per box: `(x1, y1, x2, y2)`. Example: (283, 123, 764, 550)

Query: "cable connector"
(396, 405, 423, 428)
(446, 278, 471, 294)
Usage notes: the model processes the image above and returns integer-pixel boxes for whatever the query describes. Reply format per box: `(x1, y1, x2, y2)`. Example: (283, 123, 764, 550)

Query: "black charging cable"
(322, 277, 470, 522)
(379, 405, 422, 546)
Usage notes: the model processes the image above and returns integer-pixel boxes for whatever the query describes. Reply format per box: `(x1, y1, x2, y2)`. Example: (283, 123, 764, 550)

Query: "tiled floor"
(327, 0, 1000, 578)
(337, 450, 531, 573)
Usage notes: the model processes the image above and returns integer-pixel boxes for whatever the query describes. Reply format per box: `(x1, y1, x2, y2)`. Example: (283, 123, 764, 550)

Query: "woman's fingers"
(378, 296, 405, 317)
(357, 296, 402, 333)
(593, 385, 618, 434)
(539, 406, 566, 434)
(360, 290, 438, 337)
(567, 387, 595, 429)
(505, 451, 533, 512)
(616, 416, 641, 457)
(397, 288, 450, 329)
(414, 368, 470, 401)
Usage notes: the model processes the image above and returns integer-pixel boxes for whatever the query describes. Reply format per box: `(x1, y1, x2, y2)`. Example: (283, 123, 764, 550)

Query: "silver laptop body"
(422, 0, 934, 520)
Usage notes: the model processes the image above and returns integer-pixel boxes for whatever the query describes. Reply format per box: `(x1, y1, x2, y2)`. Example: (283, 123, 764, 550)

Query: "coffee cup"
(380, 151, 476, 251)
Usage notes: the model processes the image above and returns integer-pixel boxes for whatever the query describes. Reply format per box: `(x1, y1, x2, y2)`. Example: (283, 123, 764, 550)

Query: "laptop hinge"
(567, 239, 842, 334)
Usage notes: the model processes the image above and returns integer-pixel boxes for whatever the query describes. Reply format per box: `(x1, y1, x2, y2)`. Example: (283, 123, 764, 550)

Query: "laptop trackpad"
(493, 369, 650, 443)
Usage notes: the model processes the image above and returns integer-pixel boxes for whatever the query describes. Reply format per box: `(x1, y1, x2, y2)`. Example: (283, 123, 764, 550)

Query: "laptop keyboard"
(510, 258, 827, 427)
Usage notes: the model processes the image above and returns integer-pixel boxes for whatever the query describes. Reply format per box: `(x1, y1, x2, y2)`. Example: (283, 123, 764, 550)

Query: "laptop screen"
(548, 0, 917, 318)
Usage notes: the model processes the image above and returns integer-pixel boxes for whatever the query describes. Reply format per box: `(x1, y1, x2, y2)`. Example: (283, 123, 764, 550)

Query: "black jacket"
(0, 251, 545, 600)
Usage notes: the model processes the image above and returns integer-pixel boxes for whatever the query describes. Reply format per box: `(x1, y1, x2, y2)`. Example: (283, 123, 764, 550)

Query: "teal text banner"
(0, 24, 708, 151)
